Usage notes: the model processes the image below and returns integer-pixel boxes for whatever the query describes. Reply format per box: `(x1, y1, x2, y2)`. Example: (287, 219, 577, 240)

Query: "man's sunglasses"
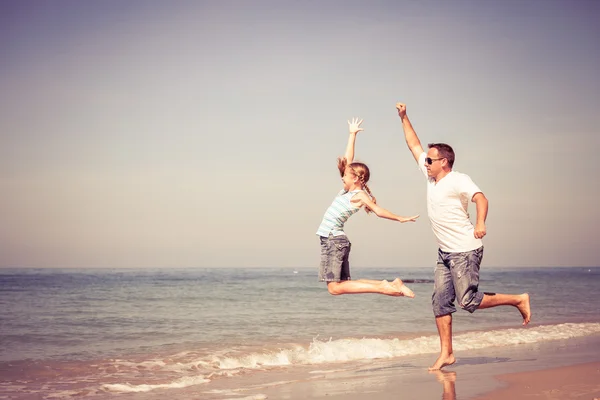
(425, 157, 445, 165)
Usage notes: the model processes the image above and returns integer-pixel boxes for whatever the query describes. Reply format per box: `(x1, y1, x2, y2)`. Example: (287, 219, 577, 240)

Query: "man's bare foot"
(517, 293, 531, 325)
(392, 278, 415, 298)
(428, 353, 455, 371)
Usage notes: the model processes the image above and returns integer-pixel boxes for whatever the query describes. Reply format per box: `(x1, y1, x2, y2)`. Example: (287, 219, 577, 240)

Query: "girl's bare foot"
(380, 280, 403, 296)
(428, 353, 455, 371)
(392, 278, 415, 298)
(517, 293, 531, 325)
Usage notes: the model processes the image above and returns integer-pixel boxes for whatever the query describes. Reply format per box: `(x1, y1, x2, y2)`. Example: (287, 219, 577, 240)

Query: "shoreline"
(2, 331, 599, 399)
(219, 334, 600, 400)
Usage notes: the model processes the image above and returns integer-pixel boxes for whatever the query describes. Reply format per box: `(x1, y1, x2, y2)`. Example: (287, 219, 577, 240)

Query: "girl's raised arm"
(338, 118, 363, 176)
(344, 118, 363, 163)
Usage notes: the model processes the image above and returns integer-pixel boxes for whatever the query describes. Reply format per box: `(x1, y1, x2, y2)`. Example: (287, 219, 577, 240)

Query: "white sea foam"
(202, 390, 268, 400)
(102, 375, 210, 393)
(44, 390, 86, 399)
(111, 359, 167, 369)
(103, 322, 600, 394)
(215, 322, 600, 369)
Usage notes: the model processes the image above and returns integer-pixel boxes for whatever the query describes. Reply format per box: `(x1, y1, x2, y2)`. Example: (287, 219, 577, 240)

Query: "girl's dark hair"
(337, 157, 377, 214)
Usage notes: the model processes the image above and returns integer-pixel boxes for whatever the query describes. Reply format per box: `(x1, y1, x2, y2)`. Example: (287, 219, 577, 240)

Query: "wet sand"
(225, 334, 600, 400)
(474, 361, 600, 400)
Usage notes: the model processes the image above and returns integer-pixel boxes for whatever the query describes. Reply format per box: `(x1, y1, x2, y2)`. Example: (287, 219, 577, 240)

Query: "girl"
(316, 118, 419, 297)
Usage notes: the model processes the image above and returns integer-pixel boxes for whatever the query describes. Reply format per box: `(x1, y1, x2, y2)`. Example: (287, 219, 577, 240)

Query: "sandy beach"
(475, 361, 600, 400)
(216, 333, 600, 400)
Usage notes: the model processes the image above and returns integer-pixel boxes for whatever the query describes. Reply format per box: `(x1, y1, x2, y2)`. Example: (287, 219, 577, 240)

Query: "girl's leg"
(320, 235, 414, 297)
(327, 279, 414, 297)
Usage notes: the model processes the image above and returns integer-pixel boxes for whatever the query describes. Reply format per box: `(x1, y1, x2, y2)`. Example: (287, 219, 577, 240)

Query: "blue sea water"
(0, 266, 599, 398)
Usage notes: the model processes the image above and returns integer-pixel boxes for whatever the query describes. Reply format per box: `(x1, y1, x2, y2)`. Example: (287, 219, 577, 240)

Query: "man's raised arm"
(396, 102, 424, 163)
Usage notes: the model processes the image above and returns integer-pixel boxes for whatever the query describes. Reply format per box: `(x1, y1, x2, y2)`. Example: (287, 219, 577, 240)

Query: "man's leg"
(430, 253, 457, 370)
(451, 247, 532, 326)
(478, 292, 531, 325)
(430, 313, 455, 370)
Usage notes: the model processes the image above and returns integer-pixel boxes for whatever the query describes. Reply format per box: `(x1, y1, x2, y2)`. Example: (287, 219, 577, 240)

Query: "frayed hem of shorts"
(461, 303, 482, 314)
(433, 310, 456, 317)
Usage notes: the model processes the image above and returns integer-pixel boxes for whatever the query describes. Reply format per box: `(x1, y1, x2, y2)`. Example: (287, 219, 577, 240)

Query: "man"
(396, 102, 531, 370)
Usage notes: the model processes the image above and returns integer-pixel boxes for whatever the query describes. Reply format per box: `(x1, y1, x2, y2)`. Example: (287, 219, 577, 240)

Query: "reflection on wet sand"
(430, 370, 457, 400)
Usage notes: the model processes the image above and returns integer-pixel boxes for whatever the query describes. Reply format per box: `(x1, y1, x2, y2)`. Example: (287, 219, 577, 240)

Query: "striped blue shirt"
(316, 189, 362, 237)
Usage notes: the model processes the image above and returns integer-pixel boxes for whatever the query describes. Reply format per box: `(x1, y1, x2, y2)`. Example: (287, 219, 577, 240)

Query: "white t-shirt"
(418, 152, 483, 252)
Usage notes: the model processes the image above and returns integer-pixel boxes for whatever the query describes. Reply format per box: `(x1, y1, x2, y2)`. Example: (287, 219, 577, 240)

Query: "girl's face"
(342, 166, 358, 190)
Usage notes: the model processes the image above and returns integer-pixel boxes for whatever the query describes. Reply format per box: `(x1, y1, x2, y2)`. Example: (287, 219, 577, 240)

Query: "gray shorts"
(318, 235, 351, 282)
(432, 246, 485, 317)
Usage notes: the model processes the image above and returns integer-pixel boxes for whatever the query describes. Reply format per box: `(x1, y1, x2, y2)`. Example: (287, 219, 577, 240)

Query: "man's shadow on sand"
(453, 356, 527, 366)
(358, 355, 527, 373)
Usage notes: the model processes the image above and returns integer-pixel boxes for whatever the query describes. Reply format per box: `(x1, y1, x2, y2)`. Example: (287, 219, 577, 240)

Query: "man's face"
(425, 148, 446, 178)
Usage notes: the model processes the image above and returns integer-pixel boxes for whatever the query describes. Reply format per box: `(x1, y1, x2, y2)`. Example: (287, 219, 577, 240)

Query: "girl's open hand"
(348, 117, 364, 135)
(399, 214, 419, 223)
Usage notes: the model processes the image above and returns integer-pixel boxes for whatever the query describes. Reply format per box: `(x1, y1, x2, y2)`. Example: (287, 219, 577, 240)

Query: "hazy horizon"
(1, 265, 599, 270)
(1, 0, 598, 269)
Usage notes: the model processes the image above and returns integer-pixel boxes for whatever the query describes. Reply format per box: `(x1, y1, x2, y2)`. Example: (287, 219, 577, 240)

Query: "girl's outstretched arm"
(343, 118, 363, 163)
(352, 192, 419, 222)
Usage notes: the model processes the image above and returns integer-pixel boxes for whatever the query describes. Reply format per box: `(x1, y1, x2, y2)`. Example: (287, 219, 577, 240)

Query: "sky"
(0, 0, 598, 269)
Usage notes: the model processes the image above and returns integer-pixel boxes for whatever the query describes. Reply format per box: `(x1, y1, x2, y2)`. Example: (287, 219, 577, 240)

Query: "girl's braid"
(337, 157, 347, 177)
(358, 175, 377, 214)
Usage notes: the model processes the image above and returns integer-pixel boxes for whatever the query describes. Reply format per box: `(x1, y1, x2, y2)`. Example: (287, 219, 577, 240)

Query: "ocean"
(1, 266, 599, 399)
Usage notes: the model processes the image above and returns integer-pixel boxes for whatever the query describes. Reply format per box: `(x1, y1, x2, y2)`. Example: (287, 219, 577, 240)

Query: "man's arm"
(396, 103, 424, 163)
(472, 192, 488, 239)
(343, 117, 363, 163)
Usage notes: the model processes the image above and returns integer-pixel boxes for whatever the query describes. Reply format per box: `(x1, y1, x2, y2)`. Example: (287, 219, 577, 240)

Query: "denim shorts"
(432, 246, 484, 316)
(318, 235, 351, 282)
